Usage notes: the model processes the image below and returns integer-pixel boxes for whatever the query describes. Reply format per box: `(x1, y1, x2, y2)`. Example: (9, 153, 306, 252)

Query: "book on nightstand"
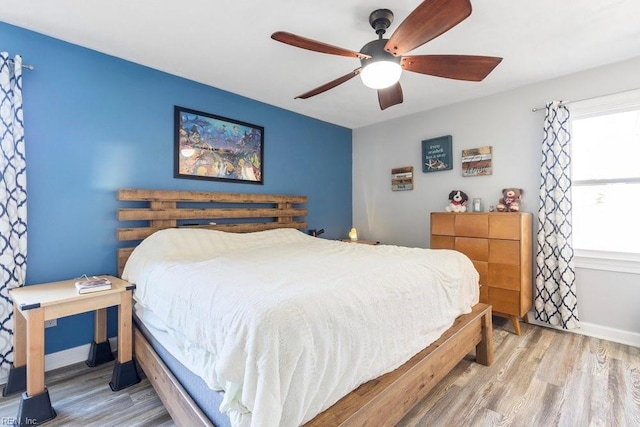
(75, 276, 112, 294)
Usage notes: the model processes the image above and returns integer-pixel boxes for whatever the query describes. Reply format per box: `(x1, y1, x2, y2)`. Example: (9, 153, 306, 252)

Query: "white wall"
(352, 56, 640, 344)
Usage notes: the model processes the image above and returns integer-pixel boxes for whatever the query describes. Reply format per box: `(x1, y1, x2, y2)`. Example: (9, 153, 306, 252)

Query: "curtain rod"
(6, 58, 35, 71)
(531, 88, 640, 112)
(531, 101, 567, 113)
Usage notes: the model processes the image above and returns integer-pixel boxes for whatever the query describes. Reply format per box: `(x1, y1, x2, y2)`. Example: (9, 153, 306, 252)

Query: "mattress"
(134, 305, 231, 427)
(123, 228, 479, 427)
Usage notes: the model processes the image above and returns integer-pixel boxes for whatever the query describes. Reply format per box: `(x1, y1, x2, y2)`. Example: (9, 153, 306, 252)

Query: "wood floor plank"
(397, 317, 640, 427)
(627, 361, 640, 427)
(0, 360, 172, 426)
(0, 317, 638, 426)
(517, 379, 562, 427)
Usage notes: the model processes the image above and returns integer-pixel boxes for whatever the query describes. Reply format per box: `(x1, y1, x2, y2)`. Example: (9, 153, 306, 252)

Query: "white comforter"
(123, 228, 478, 427)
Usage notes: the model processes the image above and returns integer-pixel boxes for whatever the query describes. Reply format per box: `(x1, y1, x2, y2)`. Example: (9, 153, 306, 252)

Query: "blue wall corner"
(2, 22, 352, 354)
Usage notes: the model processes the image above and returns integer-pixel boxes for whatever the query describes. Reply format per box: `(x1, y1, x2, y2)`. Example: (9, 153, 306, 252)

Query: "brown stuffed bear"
(496, 188, 523, 212)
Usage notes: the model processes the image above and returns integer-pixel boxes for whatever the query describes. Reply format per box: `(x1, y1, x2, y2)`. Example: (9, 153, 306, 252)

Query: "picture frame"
(174, 106, 264, 184)
(422, 135, 453, 172)
(391, 166, 414, 191)
(461, 146, 493, 177)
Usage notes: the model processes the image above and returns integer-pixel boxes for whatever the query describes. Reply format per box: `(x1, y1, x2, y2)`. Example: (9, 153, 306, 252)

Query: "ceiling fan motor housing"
(360, 39, 401, 68)
(362, 9, 401, 72)
(369, 9, 394, 35)
(359, 38, 402, 89)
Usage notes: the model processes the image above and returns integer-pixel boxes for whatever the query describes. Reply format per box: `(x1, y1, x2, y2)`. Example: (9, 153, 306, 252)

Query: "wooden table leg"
(16, 307, 56, 424)
(95, 308, 107, 343)
(25, 307, 45, 397)
(117, 291, 132, 364)
(109, 289, 139, 391)
(2, 302, 27, 396)
(13, 302, 26, 368)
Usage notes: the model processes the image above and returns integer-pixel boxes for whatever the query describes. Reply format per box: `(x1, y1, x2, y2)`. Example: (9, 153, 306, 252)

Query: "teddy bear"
(496, 188, 523, 212)
(446, 190, 469, 212)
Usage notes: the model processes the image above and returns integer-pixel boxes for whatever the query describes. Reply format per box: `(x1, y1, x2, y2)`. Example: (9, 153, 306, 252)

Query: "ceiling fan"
(271, 0, 502, 110)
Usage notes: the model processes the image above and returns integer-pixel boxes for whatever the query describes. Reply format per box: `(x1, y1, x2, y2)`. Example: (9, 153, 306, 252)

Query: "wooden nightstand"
(3, 275, 140, 425)
(339, 239, 380, 245)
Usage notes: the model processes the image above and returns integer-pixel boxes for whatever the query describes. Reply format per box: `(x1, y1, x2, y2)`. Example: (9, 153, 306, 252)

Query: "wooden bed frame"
(117, 188, 494, 427)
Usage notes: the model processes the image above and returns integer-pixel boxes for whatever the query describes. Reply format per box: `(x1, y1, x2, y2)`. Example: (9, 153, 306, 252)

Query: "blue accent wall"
(1, 22, 352, 354)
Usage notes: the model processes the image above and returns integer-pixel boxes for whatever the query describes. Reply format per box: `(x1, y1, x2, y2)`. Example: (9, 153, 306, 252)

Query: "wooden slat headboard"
(117, 188, 308, 276)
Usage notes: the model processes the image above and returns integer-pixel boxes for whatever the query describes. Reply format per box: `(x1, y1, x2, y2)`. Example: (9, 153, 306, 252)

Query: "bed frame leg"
(475, 307, 494, 366)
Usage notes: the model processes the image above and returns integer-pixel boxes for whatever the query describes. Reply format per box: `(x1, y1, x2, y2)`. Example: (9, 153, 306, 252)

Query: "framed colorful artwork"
(174, 106, 264, 184)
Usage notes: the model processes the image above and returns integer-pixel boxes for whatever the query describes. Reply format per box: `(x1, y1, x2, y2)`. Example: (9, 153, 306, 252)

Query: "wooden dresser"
(430, 212, 533, 335)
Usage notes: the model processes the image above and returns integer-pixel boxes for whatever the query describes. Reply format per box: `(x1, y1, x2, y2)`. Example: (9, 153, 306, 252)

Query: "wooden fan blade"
(378, 82, 403, 110)
(272, 32, 370, 59)
(402, 55, 502, 81)
(385, 0, 472, 57)
(295, 68, 362, 99)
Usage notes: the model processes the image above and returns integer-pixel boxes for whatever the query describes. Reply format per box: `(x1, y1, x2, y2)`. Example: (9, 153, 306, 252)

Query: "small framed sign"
(391, 166, 413, 191)
(462, 146, 493, 177)
(422, 135, 452, 172)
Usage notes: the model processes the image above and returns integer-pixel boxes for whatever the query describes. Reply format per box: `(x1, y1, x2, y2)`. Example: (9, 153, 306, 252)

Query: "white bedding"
(123, 228, 479, 427)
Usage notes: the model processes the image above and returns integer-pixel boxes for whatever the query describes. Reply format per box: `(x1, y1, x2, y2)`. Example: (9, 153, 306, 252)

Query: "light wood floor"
(1, 318, 638, 426)
(399, 318, 640, 427)
(0, 360, 173, 426)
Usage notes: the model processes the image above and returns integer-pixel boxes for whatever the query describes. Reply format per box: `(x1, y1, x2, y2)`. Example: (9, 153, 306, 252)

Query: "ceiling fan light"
(360, 61, 402, 89)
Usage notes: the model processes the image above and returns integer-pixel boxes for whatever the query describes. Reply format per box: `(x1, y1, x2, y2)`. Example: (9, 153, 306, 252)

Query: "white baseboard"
(0, 337, 117, 385)
(44, 337, 118, 372)
(527, 312, 640, 348)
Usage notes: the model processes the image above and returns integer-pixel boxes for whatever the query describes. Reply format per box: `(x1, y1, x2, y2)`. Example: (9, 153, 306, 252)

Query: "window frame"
(569, 88, 640, 274)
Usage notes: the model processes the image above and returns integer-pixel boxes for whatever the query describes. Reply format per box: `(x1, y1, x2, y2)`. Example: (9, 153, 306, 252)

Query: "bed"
(117, 188, 494, 427)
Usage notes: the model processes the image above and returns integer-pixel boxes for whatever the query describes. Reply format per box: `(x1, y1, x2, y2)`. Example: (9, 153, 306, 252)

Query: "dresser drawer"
(473, 261, 488, 286)
(455, 237, 488, 261)
(489, 239, 520, 264)
(455, 214, 488, 238)
(431, 213, 455, 236)
(487, 288, 520, 316)
(431, 235, 455, 249)
(489, 214, 522, 240)
(488, 263, 521, 290)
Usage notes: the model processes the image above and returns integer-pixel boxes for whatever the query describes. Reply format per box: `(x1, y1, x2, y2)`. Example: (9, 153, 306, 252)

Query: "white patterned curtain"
(0, 53, 27, 377)
(534, 101, 578, 330)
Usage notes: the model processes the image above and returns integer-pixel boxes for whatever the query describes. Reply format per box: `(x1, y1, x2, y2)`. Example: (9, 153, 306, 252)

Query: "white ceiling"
(3, 0, 640, 129)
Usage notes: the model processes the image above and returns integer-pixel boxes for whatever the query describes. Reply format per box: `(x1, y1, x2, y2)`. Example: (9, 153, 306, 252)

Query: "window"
(570, 89, 640, 273)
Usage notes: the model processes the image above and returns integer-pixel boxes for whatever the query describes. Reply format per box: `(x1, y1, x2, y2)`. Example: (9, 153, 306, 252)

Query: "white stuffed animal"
(446, 190, 469, 212)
